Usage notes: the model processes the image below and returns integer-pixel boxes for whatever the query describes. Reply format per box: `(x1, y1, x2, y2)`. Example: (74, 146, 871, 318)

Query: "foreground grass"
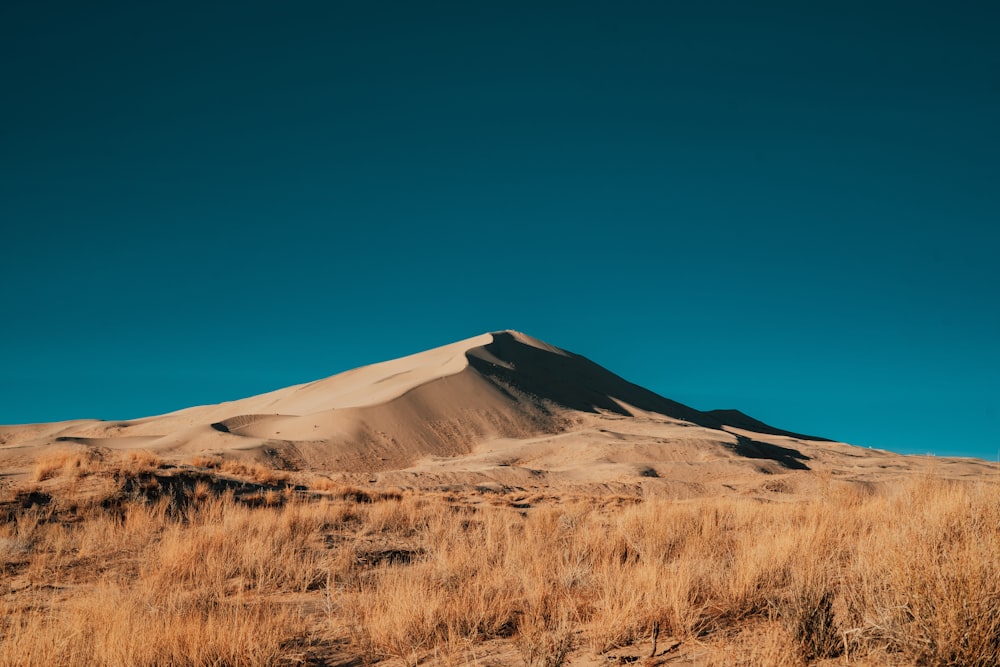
(1, 452, 999, 666)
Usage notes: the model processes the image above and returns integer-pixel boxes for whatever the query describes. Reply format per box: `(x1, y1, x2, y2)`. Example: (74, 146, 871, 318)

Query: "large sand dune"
(1, 330, 992, 494)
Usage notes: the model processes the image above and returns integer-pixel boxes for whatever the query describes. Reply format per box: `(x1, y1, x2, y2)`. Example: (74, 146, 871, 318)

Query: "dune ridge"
(1, 330, 992, 493)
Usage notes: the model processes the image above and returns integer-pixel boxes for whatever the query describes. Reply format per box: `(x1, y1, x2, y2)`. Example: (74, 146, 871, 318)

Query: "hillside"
(0, 331, 991, 495)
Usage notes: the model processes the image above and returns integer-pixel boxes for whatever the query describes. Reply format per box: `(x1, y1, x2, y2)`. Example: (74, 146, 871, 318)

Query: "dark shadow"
(1, 490, 52, 521)
(732, 434, 811, 470)
(355, 547, 423, 567)
(110, 470, 309, 516)
(467, 332, 829, 444)
(705, 409, 831, 441)
(467, 332, 712, 425)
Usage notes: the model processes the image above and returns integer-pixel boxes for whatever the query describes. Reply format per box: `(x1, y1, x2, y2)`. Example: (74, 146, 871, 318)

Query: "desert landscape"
(5, 0, 996, 663)
(2, 331, 998, 666)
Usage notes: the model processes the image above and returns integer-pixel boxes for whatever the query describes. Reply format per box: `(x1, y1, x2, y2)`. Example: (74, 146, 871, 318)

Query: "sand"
(1, 330, 994, 493)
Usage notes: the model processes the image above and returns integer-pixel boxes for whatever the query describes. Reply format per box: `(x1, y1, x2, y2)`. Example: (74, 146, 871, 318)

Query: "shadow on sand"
(468, 331, 815, 471)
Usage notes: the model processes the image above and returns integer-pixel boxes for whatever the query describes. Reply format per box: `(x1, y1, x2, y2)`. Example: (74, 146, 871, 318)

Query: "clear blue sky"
(2, 1, 997, 459)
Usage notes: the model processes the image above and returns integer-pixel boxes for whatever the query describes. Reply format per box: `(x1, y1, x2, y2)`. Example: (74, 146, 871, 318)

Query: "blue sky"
(2, 1, 997, 459)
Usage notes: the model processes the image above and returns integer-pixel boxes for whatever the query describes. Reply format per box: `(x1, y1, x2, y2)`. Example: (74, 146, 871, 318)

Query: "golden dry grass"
(2, 456, 999, 666)
(219, 459, 288, 484)
(31, 448, 104, 482)
(189, 454, 223, 469)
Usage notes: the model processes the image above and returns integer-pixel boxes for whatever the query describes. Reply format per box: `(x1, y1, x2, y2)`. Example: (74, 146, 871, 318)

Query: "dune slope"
(2, 330, 991, 493)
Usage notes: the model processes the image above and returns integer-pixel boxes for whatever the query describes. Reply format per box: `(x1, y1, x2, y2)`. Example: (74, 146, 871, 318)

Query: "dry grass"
(32, 448, 165, 483)
(219, 459, 287, 484)
(31, 448, 103, 482)
(2, 455, 1000, 666)
(1, 585, 300, 667)
(189, 454, 223, 469)
(121, 449, 163, 473)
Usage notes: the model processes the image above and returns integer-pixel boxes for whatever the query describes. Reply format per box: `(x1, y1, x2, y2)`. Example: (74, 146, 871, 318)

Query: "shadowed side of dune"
(465, 332, 817, 470)
(467, 332, 715, 426)
(731, 434, 811, 470)
(706, 409, 831, 442)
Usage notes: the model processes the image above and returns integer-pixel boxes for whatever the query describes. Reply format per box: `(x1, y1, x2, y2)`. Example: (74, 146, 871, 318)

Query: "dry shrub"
(220, 460, 286, 484)
(775, 570, 840, 662)
(307, 475, 342, 492)
(703, 619, 802, 667)
(516, 608, 574, 667)
(32, 448, 102, 482)
(324, 484, 405, 505)
(263, 488, 282, 506)
(120, 449, 163, 474)
(188, 479, 211, 503)
(189, 454, 222, 469)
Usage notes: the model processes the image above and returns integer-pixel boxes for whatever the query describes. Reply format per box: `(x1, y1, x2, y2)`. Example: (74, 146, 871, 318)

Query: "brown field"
(2, 451, 999, 667)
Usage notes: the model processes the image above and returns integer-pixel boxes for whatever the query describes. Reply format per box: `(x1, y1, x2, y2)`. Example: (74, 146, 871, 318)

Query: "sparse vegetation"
(2, 454, 999, 666)
(218, 459, 287, 484)
(189, 454, 223, 469)
(31, 448, 104, 482)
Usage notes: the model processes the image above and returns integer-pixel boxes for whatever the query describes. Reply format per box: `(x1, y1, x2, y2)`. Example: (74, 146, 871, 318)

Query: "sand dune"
(1, 330, 992, 493)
